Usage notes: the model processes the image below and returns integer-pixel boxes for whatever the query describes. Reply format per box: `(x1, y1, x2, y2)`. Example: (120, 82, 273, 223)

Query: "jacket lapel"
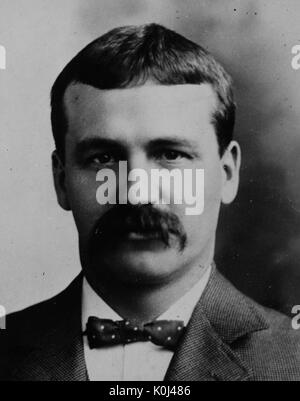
(11, 274, 88, 381)
(165, 265, 269, 381)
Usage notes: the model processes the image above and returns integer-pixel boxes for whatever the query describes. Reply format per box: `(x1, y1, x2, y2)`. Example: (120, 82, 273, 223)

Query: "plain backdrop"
(0, 0, 300, 314)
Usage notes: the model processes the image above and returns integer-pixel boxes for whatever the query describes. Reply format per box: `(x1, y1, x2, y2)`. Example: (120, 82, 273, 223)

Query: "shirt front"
(82, 265, 211, 381)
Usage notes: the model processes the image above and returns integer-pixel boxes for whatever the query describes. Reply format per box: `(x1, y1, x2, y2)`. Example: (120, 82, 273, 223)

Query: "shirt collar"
(82, 265, 212, 330)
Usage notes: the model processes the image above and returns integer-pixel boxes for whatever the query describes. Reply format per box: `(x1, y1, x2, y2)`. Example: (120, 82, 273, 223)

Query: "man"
(1, 23, 300, 381)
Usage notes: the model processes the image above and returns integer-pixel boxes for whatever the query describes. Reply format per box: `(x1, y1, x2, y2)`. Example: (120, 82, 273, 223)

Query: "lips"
(95, 222, 164, 243)
(125, 230, 162, 240)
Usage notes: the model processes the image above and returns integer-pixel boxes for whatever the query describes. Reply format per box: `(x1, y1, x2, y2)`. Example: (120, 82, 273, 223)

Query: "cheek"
(202, 164, 223, 225)
(174, 164, 222, 241)
(204, 164, 223, 205)
(65, 171, 106, 237)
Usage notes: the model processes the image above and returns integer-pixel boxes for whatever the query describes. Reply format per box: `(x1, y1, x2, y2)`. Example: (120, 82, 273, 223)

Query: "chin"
(99, 246, 182, 285)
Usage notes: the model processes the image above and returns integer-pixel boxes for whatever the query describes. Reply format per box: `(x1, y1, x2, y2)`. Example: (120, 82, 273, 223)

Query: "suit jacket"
(1, 266, 300, 381)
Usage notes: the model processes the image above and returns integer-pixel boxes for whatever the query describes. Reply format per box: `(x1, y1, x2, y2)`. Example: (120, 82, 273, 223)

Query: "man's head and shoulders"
(2, 23, 300, 381)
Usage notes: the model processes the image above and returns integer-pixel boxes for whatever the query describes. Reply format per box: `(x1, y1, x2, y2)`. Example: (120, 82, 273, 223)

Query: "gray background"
(0, 0, 300, 315)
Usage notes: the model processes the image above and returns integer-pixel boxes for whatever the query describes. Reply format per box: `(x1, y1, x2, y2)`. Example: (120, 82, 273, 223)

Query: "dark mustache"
(91, 204, 187, 251)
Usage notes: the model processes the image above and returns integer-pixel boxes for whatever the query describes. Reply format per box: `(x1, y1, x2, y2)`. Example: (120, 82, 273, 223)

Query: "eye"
(89, 152, 119, 166)
(156, 149, 191, 162)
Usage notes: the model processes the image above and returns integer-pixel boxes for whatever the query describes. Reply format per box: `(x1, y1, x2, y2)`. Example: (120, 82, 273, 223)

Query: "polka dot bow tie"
(84, 317, 186, 350)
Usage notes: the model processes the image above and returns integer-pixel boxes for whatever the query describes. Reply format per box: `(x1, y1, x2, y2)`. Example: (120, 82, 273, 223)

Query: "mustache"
(90, 204, 187, 251)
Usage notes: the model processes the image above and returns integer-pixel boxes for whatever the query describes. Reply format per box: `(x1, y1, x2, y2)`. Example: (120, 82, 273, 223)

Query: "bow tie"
(84, 317, 185, 350)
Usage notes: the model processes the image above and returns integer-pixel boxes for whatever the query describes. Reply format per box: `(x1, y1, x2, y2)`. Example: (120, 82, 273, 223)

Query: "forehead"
(64, 82, 218, 142)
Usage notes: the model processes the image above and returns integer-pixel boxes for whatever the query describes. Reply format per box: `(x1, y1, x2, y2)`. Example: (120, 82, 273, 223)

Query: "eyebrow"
(74, 137, 125, 158)
(146, 137, 200, 150)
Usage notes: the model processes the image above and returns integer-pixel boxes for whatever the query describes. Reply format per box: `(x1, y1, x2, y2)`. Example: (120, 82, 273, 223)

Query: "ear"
(221, 140, 241, 205)
(52, 150, 71, 211)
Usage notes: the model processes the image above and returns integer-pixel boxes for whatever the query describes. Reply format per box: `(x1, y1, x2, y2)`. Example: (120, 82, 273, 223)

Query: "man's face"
(53, 82, 240, 286)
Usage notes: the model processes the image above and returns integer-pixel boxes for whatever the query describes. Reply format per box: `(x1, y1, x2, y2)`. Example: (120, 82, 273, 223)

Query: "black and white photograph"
(1, 0, 300, 384)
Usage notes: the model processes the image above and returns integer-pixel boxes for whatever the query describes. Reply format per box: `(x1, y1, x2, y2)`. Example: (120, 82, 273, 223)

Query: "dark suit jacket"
(1, 266, 300, 381)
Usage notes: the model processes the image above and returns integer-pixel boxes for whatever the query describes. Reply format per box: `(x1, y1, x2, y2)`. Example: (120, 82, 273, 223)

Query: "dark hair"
(51, 23, 235, 158)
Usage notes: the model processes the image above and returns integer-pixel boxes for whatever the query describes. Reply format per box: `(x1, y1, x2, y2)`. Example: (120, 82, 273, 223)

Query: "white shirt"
(82, 265, 211, 381)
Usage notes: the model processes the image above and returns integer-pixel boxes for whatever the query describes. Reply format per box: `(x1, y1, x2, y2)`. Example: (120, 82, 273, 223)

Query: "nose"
(128, 153, 153, 205)
(119, 152, 161, 206)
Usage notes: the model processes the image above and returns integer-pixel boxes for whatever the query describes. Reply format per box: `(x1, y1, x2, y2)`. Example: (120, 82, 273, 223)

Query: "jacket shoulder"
(6, 287, 70, 336)
(0, 275, 82, 379)
(231, 293, 300, 380)
(203, 269, 300, 380)
(240, 291, 294, 332)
